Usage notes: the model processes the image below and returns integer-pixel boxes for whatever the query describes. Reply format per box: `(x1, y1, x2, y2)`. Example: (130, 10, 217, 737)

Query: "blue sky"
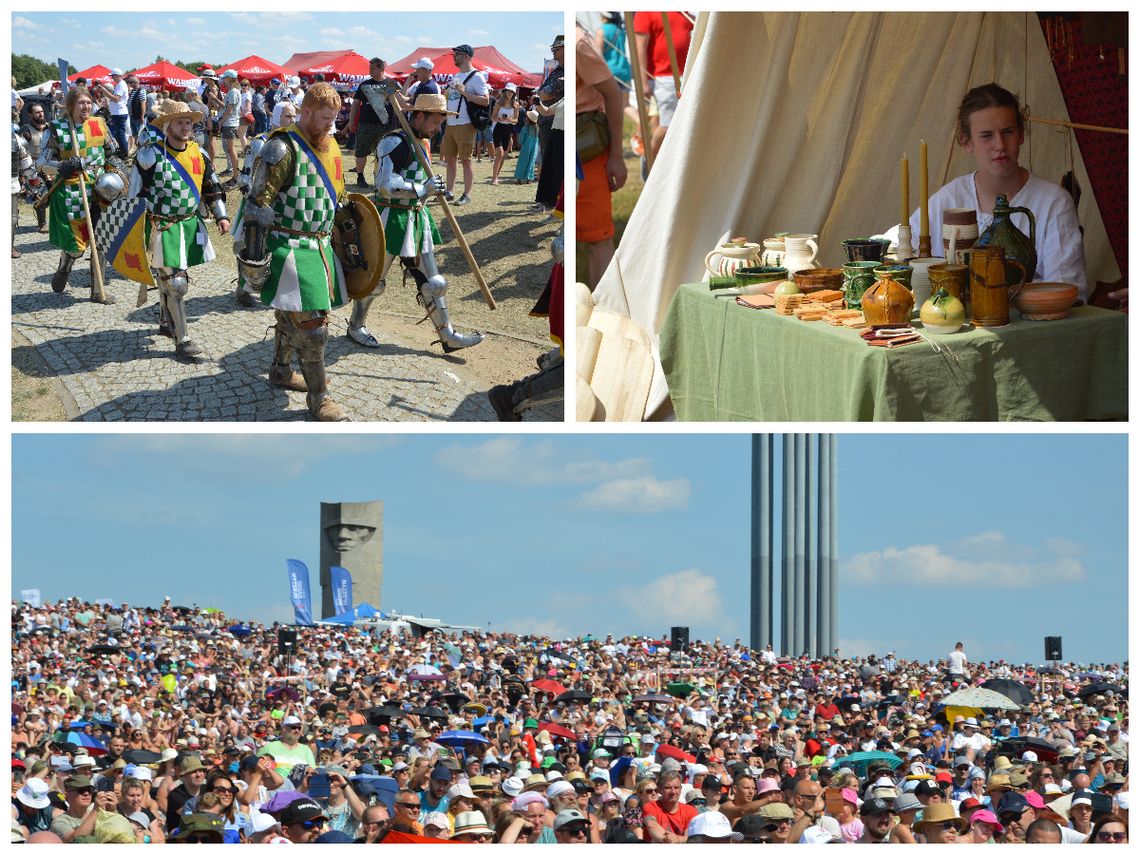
(11, 434, 1126, 665)
(11, 12, 561, 78)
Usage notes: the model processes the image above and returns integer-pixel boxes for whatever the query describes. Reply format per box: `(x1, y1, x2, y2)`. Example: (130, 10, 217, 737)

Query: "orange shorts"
(576, 152, 614, 244)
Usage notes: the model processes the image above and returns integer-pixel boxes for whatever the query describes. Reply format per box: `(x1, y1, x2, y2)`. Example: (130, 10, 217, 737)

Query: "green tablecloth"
(660, 282, 1128, 421)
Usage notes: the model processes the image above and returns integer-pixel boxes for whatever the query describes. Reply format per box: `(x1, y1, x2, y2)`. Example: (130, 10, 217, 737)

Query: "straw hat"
(410, 93, 456, 116)
(914, 802, 967, 833)
(151, 99, 204, 128)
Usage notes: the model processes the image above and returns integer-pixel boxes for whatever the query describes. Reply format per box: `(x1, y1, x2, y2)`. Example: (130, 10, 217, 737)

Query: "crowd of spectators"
(11, 598, 1128, 843)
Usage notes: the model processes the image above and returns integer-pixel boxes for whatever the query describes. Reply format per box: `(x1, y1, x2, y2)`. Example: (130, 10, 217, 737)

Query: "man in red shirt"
(815, 693, 841, 721)
(642, 770, 697, 843)
(633, 12, 693, 160)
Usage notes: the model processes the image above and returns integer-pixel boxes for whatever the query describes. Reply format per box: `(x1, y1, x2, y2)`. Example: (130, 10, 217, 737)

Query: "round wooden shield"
(334, 192, 386, 300)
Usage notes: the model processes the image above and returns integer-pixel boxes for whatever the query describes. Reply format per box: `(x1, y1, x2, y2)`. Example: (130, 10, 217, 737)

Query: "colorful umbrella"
(60, 731, 107, 755)
(537, 722, 576, 741)
(665, 682, 696, 698)
(435, 730, 491, 749)
(940, 687, 1020, 710)
(531, 679, 567, 696)
(655, 744, 696, 764)
(840, 751, 904, 776)
(407, 664, 446, 682)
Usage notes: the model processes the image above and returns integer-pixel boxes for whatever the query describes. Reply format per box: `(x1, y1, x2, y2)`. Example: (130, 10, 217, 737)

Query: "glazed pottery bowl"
(792, 267, 843, 292)
(736, 266, 788, 293)
(1013, 281, 1079, 321)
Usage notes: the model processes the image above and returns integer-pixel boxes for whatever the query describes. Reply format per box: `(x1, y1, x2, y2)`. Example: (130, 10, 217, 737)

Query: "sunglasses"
(183, 834, 216, 843)
(1097, 832, 1127, 842)
(300, 818, 327, 830)
(763, 822, 789, 832)
(396, 802, 420, 809)
(927, 822, 959, 832)
(563, 827, 589, 838)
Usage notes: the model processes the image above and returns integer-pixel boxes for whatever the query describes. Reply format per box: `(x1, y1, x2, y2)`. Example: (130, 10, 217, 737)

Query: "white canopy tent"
(591, 12, 1120, 419)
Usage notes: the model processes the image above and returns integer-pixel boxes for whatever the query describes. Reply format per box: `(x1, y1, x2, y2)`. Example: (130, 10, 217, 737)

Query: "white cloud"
(230, 12, 312, 25)
(845, 533, 1085, 589)
(90, 435, 402, 479)
(620, 569, 724, 624)
(500, 616, 570, 639)
(468, 29, 489, 37)
(574, 476, 690, 514)
(836, 637, 882, 658)
(434, 438, 652, 486)
(416, 36, 434, 45)
(13, 16, 40, 29)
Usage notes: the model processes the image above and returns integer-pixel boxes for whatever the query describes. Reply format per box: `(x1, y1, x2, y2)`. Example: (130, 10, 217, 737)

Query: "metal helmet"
(93, 169, 126, 203)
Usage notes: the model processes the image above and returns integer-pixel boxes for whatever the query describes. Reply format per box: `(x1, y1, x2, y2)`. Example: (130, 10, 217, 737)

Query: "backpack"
(462, 71, 491, 131)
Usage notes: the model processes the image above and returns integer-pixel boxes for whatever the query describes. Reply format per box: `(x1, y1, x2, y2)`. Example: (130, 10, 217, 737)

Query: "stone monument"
(319, 500, 383, 618)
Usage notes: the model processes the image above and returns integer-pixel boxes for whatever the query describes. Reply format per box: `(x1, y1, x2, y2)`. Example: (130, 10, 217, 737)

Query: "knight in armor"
(12, 131, 39, 258)
(347, 93, 483, 353)
(230, 101, 296, 308)
(19, 101, 51, 233)
(235, 83, 351, 422)
(36, 84, 122, 302)
(130, 100, 230, 359)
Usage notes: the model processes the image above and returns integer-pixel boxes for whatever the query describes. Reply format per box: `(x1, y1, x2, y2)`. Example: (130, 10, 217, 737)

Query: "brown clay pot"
(861, 272, 915, 326)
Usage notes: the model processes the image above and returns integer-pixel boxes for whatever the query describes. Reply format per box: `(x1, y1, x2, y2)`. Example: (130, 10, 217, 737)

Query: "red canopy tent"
(69, 65, 112, 85)
(216, 54, 291, 85)
(130, 60, 198, 92)
(281, 50, 371, 85)
(387, 46, 543, 89)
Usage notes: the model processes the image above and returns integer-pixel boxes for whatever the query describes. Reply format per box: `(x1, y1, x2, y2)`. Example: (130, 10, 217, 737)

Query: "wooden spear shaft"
(661, 12, 682, 98)
(387, 93, 495, 310)
(68, 117, 107, 303)
(625, 12, 655, 175)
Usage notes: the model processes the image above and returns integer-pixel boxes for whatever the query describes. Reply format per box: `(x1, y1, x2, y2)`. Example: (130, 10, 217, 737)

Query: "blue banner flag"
(329, 566, 353, 617)
(287, 559, 314, 626)
(58, 59, 71, 95)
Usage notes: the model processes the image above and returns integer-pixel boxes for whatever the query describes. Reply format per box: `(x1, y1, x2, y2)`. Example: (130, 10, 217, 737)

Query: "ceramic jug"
(907, 257, 942, 316)
(761, 236, 786, 268)
(842, 261, 880, 309)
(782, 233, 819, 274)
(975, 195, 1037, 283)
(861, 270, 915, 326)
(705, 238, 763, 278)
(966, 246, 1028, 327)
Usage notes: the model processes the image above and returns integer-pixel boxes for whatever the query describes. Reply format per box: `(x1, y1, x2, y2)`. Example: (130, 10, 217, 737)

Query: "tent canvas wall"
(592, 12, 1122, 419)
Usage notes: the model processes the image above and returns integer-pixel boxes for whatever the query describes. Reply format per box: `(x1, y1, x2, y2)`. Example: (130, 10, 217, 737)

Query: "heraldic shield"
(333, 192, 385, 301)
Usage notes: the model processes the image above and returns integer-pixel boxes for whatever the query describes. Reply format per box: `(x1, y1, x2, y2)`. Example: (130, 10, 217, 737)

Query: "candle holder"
(895, 224, 915, 262)
(918, 234, 932, 257)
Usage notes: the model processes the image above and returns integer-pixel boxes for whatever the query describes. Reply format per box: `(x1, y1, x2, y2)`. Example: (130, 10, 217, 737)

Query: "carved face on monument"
(324, 524, 376, 553)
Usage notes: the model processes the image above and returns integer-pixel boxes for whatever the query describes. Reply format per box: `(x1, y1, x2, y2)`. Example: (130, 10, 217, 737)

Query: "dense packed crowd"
(11, 599, 1128, 843)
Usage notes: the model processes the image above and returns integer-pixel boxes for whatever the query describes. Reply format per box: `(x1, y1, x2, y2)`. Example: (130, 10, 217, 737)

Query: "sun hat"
(914, 802, 967, 833)
(422, 811, 450, 831)
(553, 809, 590, 833)
(893, 792, 922, 813)
(547, 780, 575, 799)
(412, 58, 434, 71)
(16, 778, 51, 810)
(502, 776, 524, 797)
(687, 811, 744, 841)
(969, 809, 1004, 833)
(453, 810, 492, 836)
(410, 93, 456, 116)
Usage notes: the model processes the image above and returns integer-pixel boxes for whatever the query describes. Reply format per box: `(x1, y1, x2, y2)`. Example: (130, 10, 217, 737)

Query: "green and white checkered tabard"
(51, 119, 106, 174)
(148, 150, 199, 219)
(378, 141, 439, 259)
(272, 151, 336, 248)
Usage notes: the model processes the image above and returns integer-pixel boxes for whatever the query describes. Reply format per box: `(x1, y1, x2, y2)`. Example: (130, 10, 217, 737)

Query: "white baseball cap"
(412, 58, 434, 71)
(686, 811, 743, 841)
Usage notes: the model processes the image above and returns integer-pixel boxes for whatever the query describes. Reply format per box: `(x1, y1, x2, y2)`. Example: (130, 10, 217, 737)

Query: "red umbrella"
(656, 744, 697, 764)
(387, 46, 542, 89)
(69, 65, 112, 85)
(131, 60, 198, 92)
(531, 679, 567, 696)
(216, 54, 291, 85)
(537, 722, 576, 741)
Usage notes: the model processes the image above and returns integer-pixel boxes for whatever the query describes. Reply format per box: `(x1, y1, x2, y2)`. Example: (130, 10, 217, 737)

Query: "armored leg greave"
(158, 270, 200, 356)
(347, 290, 383, 348)
(286, 311, 347, 421)
(269, 312, 307, 392)
(406, 253, 483, 352)
(51, 250, 82, 293)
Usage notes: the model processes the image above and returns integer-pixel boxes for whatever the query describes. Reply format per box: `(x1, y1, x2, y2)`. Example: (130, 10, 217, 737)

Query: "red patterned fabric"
(1041, 14, 1127, 278)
